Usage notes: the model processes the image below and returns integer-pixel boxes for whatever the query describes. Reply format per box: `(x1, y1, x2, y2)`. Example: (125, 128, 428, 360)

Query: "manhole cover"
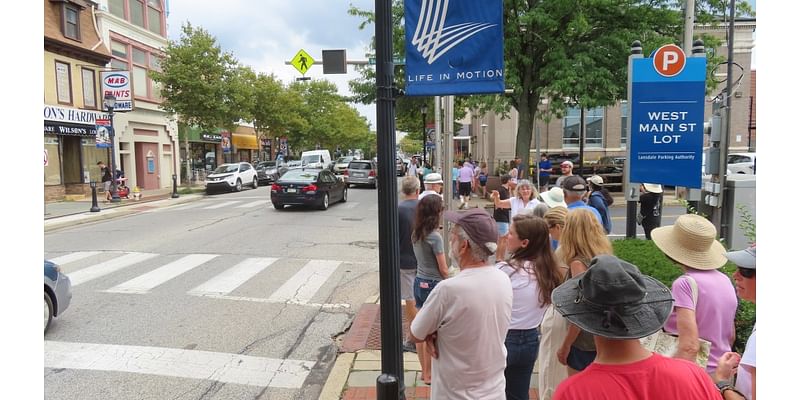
(341, 217, 364, 222)
(350, 240, 378, 249)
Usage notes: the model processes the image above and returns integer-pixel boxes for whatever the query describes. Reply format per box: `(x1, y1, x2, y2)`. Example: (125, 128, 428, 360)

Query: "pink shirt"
(458, 166, 473, 182)
(663, 269, 738, 373)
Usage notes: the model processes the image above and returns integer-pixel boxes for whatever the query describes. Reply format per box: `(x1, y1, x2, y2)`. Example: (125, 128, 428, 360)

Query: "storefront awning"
(184, 126, 222, 143)
(232, 134, 259, 150)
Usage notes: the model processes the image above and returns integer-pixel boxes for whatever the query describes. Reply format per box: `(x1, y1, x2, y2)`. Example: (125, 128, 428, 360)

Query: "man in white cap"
(552, 255, 720, 400)
(639, 183, 663, 240)
(419, 172, 444, 200)
(410, 208, 512, 400)
(555, 160, 574, 188)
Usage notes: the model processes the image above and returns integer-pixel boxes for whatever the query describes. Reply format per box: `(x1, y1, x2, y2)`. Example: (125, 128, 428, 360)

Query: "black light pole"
(375, 0, 404, 398)
(103, 94, 121, 203)
(421, 105, 428, 167)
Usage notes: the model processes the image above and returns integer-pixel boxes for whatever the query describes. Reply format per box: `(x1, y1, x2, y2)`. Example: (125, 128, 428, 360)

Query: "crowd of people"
(394, 159, 756, 400)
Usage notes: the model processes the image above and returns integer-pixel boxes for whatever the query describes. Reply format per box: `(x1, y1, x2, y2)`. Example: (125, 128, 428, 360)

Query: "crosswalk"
(159, 198, 364, 212)
(48, 251, 366, 309)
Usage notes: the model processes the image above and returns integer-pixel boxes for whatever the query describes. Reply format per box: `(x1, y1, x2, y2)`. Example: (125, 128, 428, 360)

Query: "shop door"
(135, 142, 160, 190)
(62, 136, 83, 184)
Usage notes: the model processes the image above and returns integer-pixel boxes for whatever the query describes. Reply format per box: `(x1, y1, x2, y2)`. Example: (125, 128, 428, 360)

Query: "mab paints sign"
(404, 0, 504, 96)
(101, 71, 134, 111)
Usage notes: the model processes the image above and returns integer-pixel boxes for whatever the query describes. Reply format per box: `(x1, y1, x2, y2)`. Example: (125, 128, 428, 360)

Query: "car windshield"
(258, 161, 276, 168)
(279, 169, 318, 182)
(302, 155, 320, 164)
(336, 157, 353, 164)
(213, 164, 239, 174)
(349, 162, 372, 170)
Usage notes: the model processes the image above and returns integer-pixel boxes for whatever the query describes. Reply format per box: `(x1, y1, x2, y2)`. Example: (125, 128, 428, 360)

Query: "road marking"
(49, 251, 101, 265)
(268, 260, 341, 305)
(342, 202, 359, 209)
(44, 341, 315, 388)
(198, 294, 351, 309)
(69, 252, 158, 286)
(236, 200, 268, 208)
(105, 254, 218, 294)
(203, 201, 240, 209)
(188, 257, 278, 296)
(167, 203, 205, 211)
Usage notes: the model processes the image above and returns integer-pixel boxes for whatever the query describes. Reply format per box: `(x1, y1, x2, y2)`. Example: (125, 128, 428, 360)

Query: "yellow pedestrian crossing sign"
(291, 49, 314, 75)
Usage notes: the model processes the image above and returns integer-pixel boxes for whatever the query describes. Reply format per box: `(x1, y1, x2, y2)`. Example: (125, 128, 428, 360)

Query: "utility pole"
(625, 42, 643, 239)
(442, 95, 454, 258)
(434, 96, 442, 173)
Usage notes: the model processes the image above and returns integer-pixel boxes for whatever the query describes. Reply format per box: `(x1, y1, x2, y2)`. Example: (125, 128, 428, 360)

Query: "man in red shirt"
(552, 255, 720, 400)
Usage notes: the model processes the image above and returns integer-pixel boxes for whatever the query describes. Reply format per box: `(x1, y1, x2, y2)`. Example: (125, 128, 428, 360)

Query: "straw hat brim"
(540, 190, 567, 208)
(651, 225, 728, 270)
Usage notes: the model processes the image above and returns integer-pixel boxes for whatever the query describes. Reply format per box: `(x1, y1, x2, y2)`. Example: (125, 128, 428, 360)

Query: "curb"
(319, 352, 355, 400)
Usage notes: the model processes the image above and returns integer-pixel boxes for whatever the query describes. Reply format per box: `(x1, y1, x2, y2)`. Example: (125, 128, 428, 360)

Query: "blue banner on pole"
(404, 0, 504, 96)
(629, 51, 706, 189)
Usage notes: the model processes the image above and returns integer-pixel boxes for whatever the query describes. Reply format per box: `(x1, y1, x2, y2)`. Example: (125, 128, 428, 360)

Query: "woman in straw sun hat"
(651, 214, 738, 375)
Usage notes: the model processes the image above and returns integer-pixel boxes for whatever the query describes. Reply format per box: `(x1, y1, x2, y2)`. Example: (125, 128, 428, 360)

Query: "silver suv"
(346, 160, 378, 189)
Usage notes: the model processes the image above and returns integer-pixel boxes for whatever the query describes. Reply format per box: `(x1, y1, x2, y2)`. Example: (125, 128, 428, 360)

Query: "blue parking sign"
(629, 45, 706, 188)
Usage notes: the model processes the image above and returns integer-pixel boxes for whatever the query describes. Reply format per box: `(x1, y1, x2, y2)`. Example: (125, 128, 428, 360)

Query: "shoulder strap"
(684, 274, 699, 308)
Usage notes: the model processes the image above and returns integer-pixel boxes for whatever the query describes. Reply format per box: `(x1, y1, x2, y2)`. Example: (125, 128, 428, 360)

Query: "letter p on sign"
(653, 44, 686, 77)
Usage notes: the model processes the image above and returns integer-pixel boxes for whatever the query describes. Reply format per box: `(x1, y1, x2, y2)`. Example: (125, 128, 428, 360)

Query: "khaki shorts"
(400, 268, 416, 301)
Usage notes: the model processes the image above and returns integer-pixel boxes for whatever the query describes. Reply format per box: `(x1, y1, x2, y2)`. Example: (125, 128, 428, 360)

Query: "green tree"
(348, 0, 754, 172)
(150, 23, 244, 131)
(399, 134, 422, 155)
(249, 72, 308, 146)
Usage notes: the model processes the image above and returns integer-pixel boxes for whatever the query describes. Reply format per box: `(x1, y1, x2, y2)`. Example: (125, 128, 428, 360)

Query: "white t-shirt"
(497, 261, 547, 330)
(410, 266, 512, 400)
(408, 163, 418, 177)
(510, 197, 541, 219)
(736, 323, 756, 399)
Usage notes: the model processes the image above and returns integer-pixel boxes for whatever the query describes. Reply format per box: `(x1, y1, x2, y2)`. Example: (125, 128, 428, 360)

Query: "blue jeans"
(452, 180, 458, 199)
(413, 277, 440, 309)
(504, 328, 540, 400)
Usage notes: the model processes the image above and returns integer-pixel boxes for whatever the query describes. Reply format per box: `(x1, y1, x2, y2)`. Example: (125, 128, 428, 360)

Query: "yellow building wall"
(43, 50, 103, 108)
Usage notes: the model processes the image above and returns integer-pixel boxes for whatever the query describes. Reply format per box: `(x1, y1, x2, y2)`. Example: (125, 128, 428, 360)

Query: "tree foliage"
(347, 0, 754, 172)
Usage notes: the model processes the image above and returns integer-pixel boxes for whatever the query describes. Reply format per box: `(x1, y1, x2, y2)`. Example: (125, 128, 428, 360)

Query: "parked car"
(334, 156, 354, 175)
(345, 159, 378, 189)
(270, 168, 347, 210)
(206, 162, 258, 193)
(44, 260, 72, 332)
(727, 152, 756, 175)
(255, 161, 280, 184)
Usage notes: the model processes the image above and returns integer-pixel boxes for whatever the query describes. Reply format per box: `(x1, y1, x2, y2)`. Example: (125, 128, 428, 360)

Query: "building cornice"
(44, 37, 111, 65)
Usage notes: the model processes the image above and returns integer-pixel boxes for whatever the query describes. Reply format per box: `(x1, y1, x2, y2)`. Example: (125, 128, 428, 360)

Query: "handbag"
(640, 275, 711, 367)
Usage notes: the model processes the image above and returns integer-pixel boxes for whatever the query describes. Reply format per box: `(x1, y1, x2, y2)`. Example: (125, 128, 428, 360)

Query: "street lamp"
(421, 104, 428, 168)
(103, 94, 121, 203)
(481, 123, 488, 164)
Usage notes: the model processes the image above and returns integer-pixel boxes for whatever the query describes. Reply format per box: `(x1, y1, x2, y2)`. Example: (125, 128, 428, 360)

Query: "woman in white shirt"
(496, 213, 564, 400)
(491, 179, 541, 220)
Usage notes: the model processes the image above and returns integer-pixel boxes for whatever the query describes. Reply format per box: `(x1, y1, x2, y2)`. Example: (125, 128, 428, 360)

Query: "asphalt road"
(44, 184, 382, 400)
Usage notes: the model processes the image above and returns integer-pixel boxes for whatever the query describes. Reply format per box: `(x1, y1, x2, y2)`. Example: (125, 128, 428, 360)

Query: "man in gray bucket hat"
(552, 255, 719, 400)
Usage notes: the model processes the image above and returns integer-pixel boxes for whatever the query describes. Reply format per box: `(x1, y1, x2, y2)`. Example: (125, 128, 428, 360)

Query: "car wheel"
(273, 203, 284, 210)
(341, 187, 348, 203)
(235, 179, 242, 192)
(252, 178, 258, 189)
(44, 293, 53, 332)
(319, 193, 329, 210)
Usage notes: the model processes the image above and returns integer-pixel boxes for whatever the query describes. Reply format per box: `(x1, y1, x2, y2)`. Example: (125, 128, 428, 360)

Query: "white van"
(300, 150, 332, 170)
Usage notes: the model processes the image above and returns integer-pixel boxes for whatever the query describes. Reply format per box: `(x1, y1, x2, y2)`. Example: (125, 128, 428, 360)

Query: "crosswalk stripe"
(236, 200, 268, 208)
(203, 201, 239, 210)
(44, 341, 315, 388)
(169, 203, 204, 211)
(268, 260, 341, 304)
(188, 257, 278, 296)
(105, 254, 218, 294)
(49, 251, 101, 265)
(69, 252, 158, 286)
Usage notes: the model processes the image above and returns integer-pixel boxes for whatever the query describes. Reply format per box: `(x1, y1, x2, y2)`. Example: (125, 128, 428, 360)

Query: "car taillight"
(302, 184, 318, 193)
(343, 170, 348, 176)
(271, 183, 281, 191)
(369, 170, 376, 177)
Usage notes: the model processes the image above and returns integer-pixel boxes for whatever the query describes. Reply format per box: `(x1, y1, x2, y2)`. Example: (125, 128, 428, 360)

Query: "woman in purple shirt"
(651, 214, 738, 374)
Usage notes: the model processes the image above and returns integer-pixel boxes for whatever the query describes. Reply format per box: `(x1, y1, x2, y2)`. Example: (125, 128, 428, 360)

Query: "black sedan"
(270, 168, 347, 210)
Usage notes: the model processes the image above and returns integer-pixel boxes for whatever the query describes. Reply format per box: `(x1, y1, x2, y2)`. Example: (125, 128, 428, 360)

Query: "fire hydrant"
(132, 186, 142, 200)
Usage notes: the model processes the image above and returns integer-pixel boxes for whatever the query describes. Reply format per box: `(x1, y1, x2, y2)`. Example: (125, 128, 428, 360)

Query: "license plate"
(286, 188, 297, 193)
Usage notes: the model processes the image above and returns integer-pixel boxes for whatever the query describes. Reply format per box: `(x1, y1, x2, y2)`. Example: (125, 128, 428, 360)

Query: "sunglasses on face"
(737, 267, 755, 278)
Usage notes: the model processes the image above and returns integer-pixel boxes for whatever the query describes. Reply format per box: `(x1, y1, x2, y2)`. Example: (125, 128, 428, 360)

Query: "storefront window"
(82, 138, 110, 183)
(44, 135, 62, 185)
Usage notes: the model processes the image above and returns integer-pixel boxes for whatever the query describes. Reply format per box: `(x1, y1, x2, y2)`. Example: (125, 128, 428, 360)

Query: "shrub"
(612, 238, 755, 354)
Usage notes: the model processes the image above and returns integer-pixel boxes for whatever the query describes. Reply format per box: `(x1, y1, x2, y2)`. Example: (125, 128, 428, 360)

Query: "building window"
(109, 0, 125, 19)
(44, 135, 63, 185)
(81, 68, 97, 109)
(130, 0, 145, 28)
(110, 38, 163, 102)
(620, 101, 628, 148)
(147, 0, 163, 35)
(55, 61, 72, 105)
(562, 106, 604, 148)
(63, 5, 81, 40)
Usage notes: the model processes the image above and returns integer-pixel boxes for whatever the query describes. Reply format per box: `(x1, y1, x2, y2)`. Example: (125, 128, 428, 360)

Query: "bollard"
(89, 181, 101, 212)
(376, 373, 402, 400)
(171, 174, 180, 198)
